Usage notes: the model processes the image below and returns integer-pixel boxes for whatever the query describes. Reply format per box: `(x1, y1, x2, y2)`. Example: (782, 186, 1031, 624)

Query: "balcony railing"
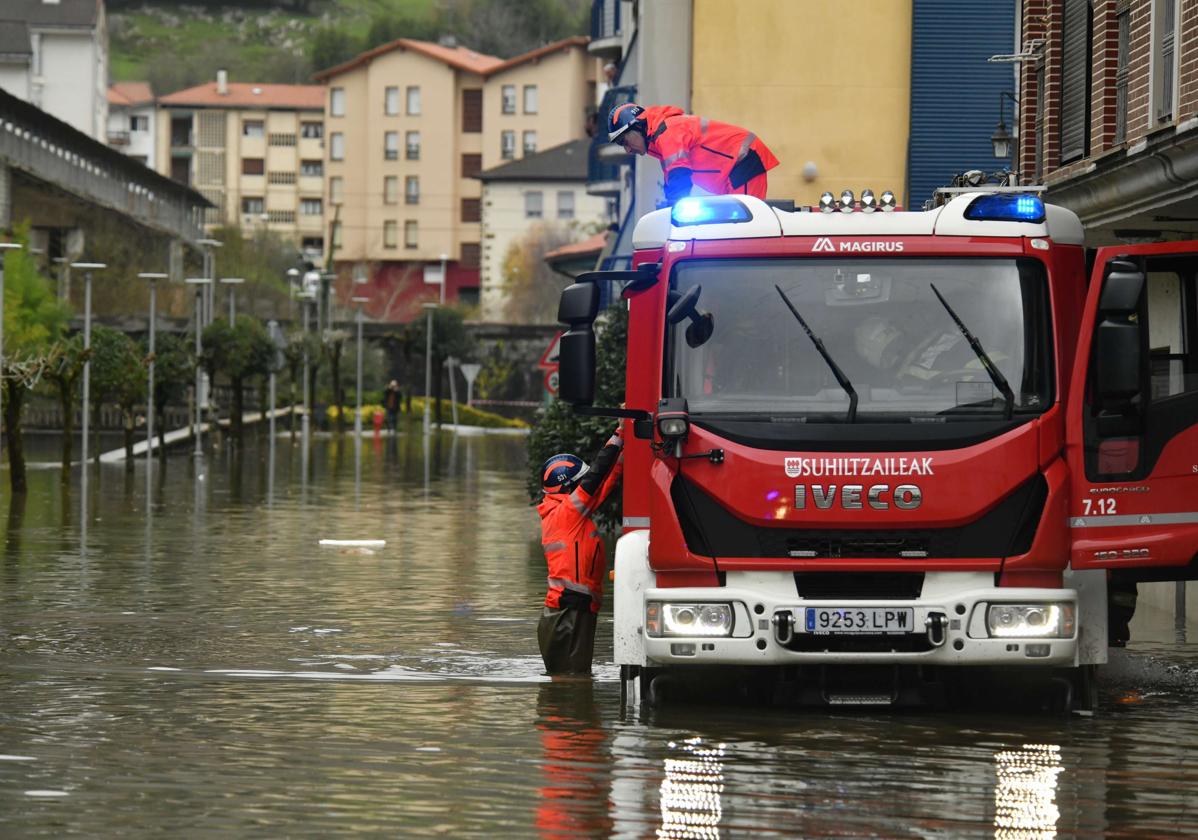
(589, 0, 622, 57)
(107, 131, 130, 146)
(588, 85, 636, 192)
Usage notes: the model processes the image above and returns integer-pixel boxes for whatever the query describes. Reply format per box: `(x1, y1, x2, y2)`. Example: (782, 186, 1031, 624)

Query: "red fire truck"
(556, 190, 1198, 710)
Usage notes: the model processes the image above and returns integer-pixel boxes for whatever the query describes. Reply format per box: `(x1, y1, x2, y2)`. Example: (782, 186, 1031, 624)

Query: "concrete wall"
(40, 32, 106, 139)
(0, 65, 30, 101)
(108, 105, 157, 167)
(479, 178, 607, 320)
(690, 0, 912, 206)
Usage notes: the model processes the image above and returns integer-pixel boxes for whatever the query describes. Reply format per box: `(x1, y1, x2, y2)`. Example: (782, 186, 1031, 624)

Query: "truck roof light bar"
(671, 196, 753, 226)
(964, 193, 1046, 224)
(879, 190, 897, 211)
(818, 192, 836, 213)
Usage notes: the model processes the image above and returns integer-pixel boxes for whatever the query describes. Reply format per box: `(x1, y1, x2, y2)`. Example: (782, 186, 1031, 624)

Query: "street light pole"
(185, 277, 212, 459)
(351, 296, 369, 440)
(422, 302, 436, 435)
(197, 238, 222, 327)
(0, 243, 23, 468)
(71, 262, 106, 475)
(300, 293, 313, 470)
(139, 272, 168, 485)
(439, 253, 447, 305)
(219, 277, 244, 323)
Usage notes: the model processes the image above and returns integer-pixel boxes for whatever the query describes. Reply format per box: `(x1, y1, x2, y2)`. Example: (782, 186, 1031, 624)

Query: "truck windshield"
(665, 258, 1052, 421)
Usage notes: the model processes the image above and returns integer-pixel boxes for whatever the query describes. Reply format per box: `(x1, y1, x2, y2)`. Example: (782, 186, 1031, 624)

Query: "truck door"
(1067, 243, 1198, 574)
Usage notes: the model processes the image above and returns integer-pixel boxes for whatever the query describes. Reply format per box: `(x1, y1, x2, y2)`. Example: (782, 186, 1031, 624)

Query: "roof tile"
(159, 82, 325, 110)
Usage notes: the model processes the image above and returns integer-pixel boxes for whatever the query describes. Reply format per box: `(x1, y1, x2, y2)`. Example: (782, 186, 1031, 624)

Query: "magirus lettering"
(810, 239, 905, 254)
(794, 484, 923, 511)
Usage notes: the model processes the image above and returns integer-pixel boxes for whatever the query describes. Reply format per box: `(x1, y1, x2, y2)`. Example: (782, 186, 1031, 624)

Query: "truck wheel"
(639, 667, 665, 707)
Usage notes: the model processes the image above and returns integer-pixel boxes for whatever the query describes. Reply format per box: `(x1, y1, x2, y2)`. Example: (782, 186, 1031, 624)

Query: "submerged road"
(1, 432, 1196, 837)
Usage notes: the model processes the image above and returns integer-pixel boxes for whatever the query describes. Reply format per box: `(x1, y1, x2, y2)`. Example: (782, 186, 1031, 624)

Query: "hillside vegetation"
(109, 0, 589, 92)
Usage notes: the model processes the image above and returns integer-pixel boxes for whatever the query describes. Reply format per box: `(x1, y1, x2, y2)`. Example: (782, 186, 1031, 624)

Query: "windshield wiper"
(774, 285, 858, 422)
(929, 283, 1015, 420)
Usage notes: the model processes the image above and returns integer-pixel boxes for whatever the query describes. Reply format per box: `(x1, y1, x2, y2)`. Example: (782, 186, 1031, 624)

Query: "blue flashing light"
(964, 193, 1046, 224)
(671, 196, 753, 226)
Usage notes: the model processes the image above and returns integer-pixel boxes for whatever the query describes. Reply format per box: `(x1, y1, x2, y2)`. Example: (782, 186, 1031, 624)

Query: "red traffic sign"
(544, 369, 559, 396)
(539, 332, 562, 370)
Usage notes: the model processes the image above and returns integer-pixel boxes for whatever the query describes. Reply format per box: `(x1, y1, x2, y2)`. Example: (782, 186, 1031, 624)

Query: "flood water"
(2, 430, 1198, 837)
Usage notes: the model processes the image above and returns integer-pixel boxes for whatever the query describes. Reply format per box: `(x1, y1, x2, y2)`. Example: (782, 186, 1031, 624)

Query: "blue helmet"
(608, 102, 645, 142)
(541, 453, 589, 493)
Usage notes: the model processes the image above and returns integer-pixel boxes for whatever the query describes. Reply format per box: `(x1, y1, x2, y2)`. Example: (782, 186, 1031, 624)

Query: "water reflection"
(993, 744, 1062, 840)
(658, 737, 725, 839)
(535, 682, 611, 838)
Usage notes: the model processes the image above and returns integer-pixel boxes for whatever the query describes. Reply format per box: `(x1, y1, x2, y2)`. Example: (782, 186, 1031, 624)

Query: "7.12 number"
(1082, 497, 1117, 516)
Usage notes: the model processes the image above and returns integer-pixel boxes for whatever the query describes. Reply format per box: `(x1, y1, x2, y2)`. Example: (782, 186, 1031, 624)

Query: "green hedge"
(327, 398, 527, 429)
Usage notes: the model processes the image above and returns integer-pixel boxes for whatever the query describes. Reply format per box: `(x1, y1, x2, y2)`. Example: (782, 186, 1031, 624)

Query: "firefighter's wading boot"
(538, 606, 598, 675)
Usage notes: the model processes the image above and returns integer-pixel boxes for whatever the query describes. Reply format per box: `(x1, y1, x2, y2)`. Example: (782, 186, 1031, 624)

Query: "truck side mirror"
(558, 281, 599, 406)
(1093, 261, 1145, 410)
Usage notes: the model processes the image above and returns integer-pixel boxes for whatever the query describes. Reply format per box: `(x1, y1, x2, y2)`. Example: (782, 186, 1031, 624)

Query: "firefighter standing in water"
(537, 426, 624, 674)
(608, 103, 779, 203)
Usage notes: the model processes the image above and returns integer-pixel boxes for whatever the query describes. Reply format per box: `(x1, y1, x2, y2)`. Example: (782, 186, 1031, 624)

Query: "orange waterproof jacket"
(641, 105, 779, 199)
(538, 431, 623, 613)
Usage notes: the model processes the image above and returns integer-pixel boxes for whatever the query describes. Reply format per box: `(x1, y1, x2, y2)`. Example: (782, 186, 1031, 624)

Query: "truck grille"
(783, 633, 935, 654)
(794, 572, 924, 600)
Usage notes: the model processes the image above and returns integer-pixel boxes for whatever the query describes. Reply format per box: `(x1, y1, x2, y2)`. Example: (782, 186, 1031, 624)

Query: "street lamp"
(138, 272, 168, 483)
(196, 238, 222, 326)
(298, 290, 316, 467)
(991, 91, 1020, 182)
(219, 277, 244, 322)
(422, 302, 437, 436)
(351, 296, 370, 441)
(184, 277, 212, 458)
(71, 261, 106, 472)
(0, 243, 22, 465)
(286, 267, 300, 324)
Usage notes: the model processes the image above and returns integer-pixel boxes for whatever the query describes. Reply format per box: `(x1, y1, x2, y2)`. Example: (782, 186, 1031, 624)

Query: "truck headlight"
(646, 602, 734, 637)
(986, 604, 1074, 638)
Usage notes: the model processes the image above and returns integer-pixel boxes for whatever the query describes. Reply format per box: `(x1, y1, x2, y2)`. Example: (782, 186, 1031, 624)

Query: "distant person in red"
(536, 427, 623, 674)
(608, 103, 779, 203)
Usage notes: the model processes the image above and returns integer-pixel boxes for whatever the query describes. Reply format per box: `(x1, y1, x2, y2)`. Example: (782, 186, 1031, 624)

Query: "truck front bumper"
(637, 573, 1079, 668)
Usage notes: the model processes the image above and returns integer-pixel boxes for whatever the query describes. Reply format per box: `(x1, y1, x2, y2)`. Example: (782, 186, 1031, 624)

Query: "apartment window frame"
(1152, 0, 1180, 123)
(301, 121, 324, 139)
(523, 130, 537, 155)
(129, 114, 149, 133)
(406, 131, 421, 160)
(384, 131, 399, 161)
(300, 198, 323, 216)
(1115, 4, 1131, 144)
(523, 84, 538, 114)
(525, 190, 543, 219)
(501, 130, 516, 160)
(385, 86, 400, 116)
(330, 176, 344, 206)
(405, 175, 420, 206)
(460, 243, 480, 269)
(330, 87, 346, 117)
(330, 132, 345, 161)
(462, 88, 483, 133)
(241, 157, 265, 176)
(384, 175, 399, 205)
(557, 190, 575, 220)
(461, 197, 481, 223)
(242, 120, 265, 138)
(406, 86, 421, 116)
(300, 159, 323, 177)
(404, 220, 418, 249)
(241, 196, 265, 216)
(501, 84, 516, 114)
(384, 220, 399, 249)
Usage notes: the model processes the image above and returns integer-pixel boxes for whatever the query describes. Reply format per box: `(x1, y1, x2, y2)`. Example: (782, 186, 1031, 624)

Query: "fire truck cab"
(556, 191, 1198, 709)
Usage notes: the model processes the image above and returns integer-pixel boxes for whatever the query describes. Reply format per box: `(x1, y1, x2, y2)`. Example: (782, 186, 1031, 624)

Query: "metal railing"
(590, 0, 621, 42)
(588, 85, 636, 185)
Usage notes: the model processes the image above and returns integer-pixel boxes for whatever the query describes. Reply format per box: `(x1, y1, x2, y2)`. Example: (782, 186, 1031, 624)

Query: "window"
(301, 122, 323, 139)
(404, 220, 418, 249)
(330, 132, 345, 161)
(525, 191, 543, 219)
(406, 86, 421, 115)
(243, 120, 265, 138)
(405, 176, 419, 205)
(501, 130, 516, 160)
(385, 86, 400, 116)
(302, 236, 323, 256)
(1115, 7, 1131, 144)
(1059, 0, 1092, 163)
(1034, 64, 1045, 182)
(384, 175, 399, 205)
(330, 176, 344, 205)
(406, 131, 420, 160)
(460, 243, 480, 269)
(242, 157, 264, 175)
(461, 153, 482, 178)
(300, 159, 323, 177)
(557, 190, 575, 220)
(241, 197, 264, 215)
(384, 131, 399, 160)
(1146, 271, 1198, 399)
(461, 197, 481, 223)
(501, 84, 516, 114)
(458, 286, 480, 307)
(523, 130, 537, 155)
(1153, 0, 1179, 122)
(301, 198, 323, 216)
(523, 84, 538, 114)
(384, 220, 398, 249)
(330, 87, 346, 117)
(129, 115, 148, 132)
(462, 89, 483, 132)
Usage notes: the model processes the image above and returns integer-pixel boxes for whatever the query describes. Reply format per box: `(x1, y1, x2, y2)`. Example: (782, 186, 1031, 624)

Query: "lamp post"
(351, 296, 369, 441)
(299, 291, 315, 473)
(196, 238, 222, 326)
(0, 243, 23, 466)
(184, 277, 212, 458)
(422, 302, 437, 436)
(438, 253, 447, 305)
(71, 262, 106, 474)
(266, 320, 285, 505)
(286, 267, 300, 325)
(219, 277, 244, 323)
(138, 272, 168, 485)
(991, 91, 1020, 184)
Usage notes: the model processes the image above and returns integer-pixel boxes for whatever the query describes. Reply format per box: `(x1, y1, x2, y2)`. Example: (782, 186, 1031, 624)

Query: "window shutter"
(462, 89, 483, 133)
(1060, 0, 1092, 163)
(461, 154, 482, 178)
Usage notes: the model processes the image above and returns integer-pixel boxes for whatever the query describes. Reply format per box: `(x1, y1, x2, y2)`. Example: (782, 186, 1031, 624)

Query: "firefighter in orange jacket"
(536, 426, 624, 674)
(608, 103, 779, 204)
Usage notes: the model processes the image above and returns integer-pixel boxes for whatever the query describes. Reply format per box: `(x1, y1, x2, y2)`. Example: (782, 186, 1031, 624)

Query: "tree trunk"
(59, 383, 75, 481)
(232, 375, 244, 442)
(123, 406, 135, 472)
(5, 386, 27, 495)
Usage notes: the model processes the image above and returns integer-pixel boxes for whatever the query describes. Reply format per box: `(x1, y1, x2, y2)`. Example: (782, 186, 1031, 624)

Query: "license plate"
(803, 607, 915, 635)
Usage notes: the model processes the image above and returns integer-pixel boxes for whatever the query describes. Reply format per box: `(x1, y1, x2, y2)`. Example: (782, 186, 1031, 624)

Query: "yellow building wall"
(691, 0, 912, 206)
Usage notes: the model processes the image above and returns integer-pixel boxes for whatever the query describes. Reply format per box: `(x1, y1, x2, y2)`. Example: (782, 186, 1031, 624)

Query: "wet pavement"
(1, 430, 1198, 837)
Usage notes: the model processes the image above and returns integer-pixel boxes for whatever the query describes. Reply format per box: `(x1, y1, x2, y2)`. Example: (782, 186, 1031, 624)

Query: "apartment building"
(106, 82, 156, 168)
(313, 36, 595, 322)
(1019, 0, 1198, 245)
(0, 0, 108, 140)
(157, 73, 326, 259)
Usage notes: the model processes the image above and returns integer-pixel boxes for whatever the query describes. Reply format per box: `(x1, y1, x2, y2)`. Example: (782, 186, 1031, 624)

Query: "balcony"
(587, 84, 636, 195)
(107, 131, 130, 146)
(588, 0, 622, 59)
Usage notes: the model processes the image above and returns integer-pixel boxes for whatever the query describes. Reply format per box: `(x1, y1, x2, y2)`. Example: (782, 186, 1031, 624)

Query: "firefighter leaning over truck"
(553, 187, 1198, 711)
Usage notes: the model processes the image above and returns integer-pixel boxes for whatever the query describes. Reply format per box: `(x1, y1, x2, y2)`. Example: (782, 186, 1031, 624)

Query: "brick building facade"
(1023, 0, 1198, 243)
